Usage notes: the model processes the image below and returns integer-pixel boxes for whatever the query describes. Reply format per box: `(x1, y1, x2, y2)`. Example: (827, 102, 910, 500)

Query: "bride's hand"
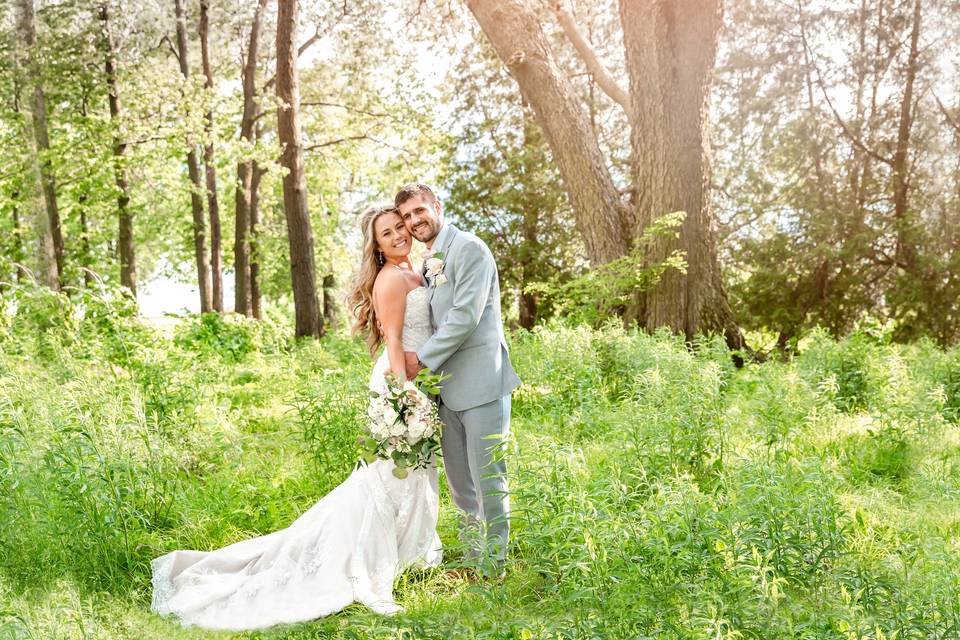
(404, 352, 422, 380)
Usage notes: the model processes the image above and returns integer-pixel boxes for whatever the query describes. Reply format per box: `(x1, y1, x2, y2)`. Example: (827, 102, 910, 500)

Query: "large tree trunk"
(100, 4, 136, 295)
(234, 0, 268, 317)
(199, 0, 223, 311)
(18, 0, 62, 290)
(467, 0, 743, 350)
(276, 0, 322, 338)
(891, 0, 921, 272)
(619, 0, 741, 349)
(174, 0, 213, 313)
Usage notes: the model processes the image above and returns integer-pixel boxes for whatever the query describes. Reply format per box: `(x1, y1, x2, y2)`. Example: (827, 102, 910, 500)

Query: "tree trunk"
(78, 193, 94, 287)
(518, 107, 540, 330)
(467, 0, 744, 351)
(619, 0, 742, 350)
(174, 0, 213, 313)
(199, 0, 222, 311)
(19, 0, 61, 290)
(10, 78, 26, 284)
(891, 0, 921, 272)
(11, 193, 26, 283)
(250, 155, 265, 320)
(234, 0, 268, 317)
(276, 0, 322, 338)
(323, 272, 336, 329)
(100, 4, 136, 295)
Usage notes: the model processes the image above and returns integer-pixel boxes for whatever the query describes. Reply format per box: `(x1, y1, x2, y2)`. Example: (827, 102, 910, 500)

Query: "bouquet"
(359, 369, 445, 479)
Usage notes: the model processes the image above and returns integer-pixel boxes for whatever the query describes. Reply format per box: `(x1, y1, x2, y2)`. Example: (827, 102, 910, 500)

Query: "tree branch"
(158, 34, 179, 63)
(797, 5, 892, 167)
(300, 100, 393, 119)
(262, 24, 325, 92)
(549, 0, 632, 117)
(304, 134, 373, 151)
(303, 132, 412, 154)
(934, 93, 960, 135)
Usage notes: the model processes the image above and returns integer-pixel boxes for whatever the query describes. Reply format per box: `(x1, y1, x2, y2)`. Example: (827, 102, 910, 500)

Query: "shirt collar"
(430, 222, 451, 255)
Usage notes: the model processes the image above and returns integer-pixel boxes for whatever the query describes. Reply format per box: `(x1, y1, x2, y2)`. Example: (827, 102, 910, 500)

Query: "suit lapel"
(428, 224, 457, 307)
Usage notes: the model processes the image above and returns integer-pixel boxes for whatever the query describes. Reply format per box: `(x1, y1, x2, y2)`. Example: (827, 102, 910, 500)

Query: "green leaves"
(526, 211, 688, 327)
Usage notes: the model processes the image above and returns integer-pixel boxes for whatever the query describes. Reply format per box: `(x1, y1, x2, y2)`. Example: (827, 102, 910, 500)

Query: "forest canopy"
(0, 0, 958, 348)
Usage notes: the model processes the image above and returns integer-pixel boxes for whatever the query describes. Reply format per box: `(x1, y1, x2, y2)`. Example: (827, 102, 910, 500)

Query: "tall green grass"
(2, 283, 960, 638)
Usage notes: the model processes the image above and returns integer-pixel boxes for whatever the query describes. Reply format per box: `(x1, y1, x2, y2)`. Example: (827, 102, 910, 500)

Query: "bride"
(150, 204, 442, 630)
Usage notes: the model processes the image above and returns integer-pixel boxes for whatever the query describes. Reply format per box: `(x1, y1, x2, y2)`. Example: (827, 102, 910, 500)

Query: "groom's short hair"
(394, 183, 436, 208)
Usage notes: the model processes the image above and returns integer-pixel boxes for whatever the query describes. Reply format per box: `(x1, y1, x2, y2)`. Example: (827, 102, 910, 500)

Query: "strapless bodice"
(401, 287, 432, 352)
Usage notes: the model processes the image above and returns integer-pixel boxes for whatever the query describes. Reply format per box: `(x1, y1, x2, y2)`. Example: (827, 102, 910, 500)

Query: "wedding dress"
(151, 287, 441, 630)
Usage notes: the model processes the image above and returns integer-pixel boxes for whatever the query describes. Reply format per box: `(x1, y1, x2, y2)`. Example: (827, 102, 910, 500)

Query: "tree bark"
(619, 0, 741, 349)
(467, 0, 744, 351)
(100, 3, 136, 295)
(276, 0, 323, 338)
(235, 0, 268, 317)
(199, 0, 222, 311)
(19, 0, 62, 290)
(174, 0, 213, 313)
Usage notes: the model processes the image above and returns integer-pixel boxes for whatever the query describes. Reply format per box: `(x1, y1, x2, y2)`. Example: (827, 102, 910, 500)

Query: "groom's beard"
(412, 224, 439, 245)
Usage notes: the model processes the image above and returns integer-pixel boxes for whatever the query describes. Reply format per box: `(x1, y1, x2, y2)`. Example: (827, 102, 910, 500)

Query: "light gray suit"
(416, 223, 520, 567)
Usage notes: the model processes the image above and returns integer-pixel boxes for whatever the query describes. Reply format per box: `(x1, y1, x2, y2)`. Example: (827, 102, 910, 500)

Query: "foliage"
(3, 293, 960, 637)
(441, 35, 582, 329)
(715, 0, 960, 347)
(527, 212, 687, 326)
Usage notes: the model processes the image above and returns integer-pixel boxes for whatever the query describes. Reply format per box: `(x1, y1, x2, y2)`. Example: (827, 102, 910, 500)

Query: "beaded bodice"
(401, 287, 432, 351)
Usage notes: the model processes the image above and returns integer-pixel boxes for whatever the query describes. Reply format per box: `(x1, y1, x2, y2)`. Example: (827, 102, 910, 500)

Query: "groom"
(396, 183, 521, 575)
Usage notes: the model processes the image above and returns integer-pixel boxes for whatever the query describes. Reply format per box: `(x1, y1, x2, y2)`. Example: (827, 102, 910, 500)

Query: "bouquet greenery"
(359, 369, 445, 479)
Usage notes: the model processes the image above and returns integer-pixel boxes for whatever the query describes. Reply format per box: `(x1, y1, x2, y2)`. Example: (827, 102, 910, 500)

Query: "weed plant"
(2, 284, 960, 638)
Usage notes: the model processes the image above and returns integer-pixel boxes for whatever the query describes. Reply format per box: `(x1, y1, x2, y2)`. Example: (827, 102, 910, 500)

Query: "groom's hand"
(405, 352, 423, 380)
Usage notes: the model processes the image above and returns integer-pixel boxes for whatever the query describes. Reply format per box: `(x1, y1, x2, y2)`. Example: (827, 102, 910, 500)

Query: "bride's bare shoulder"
(372, 267, 406, 300)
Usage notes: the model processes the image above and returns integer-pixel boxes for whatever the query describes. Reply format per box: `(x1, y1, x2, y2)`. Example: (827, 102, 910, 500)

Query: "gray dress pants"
(438, 394, 511, 569)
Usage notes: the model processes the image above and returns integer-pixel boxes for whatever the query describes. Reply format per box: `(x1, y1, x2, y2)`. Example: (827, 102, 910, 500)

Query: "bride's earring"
(376, 250, 384, 266)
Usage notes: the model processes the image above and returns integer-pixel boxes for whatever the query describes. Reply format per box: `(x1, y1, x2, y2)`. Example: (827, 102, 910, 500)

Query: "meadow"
(2, 282, 960, 639)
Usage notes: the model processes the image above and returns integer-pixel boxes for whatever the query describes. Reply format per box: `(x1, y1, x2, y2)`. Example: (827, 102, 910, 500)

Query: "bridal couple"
(151, 183, 521, 630)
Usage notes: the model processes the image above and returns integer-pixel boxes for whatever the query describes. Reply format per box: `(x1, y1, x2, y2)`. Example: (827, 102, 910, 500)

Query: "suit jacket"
(416, 224, 521, 412)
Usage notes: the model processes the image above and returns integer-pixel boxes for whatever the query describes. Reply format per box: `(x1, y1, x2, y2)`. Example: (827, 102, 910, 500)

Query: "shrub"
(173, 312, 260, 362)
(940, 349, 960, 422)
(797, 330, 879, 412)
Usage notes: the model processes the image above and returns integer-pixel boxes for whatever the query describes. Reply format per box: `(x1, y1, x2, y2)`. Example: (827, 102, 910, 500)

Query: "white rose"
(425, 257, 444, 277)
(382, 405, 399, 426)
(434, 273, 448, 286)
(407, 418, 425, 440)
(390, 419, 406, 437)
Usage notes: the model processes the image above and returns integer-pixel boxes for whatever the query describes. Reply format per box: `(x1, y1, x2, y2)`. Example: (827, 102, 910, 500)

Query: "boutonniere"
(425, 252, 447, 287)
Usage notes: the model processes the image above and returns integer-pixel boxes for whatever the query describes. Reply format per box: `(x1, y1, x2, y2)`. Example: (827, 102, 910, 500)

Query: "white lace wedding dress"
(151, 287, 441, 630)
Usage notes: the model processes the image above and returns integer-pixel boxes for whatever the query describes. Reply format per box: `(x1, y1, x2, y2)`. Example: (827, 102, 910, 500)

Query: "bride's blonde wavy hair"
(348, 203, 401, 357)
